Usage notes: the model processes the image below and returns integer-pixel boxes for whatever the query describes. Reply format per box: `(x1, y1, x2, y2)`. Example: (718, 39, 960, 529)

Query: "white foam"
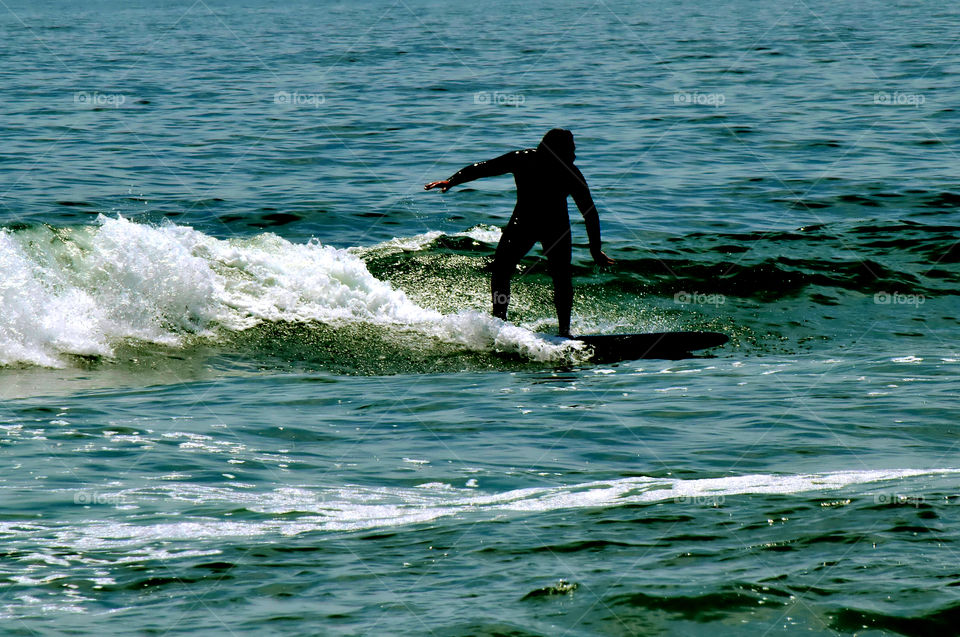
(28, 467, 954, 546)
(456, 224, 502, 244)
(351, 224, 502, 256)
(0, 217, 578, 366)
(0, 219, 225, 366)
(0, 231, 93, 366)
(891, 355, 923, 363)
(350, 230, 444, 254)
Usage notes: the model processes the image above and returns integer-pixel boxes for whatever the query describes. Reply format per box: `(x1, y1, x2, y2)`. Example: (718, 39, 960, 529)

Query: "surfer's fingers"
(424, 180, 449, 192)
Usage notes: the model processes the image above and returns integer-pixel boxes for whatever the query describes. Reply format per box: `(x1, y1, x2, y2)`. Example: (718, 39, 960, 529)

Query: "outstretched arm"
(424, 150, 521, 193)
(570, 165, 614, 266)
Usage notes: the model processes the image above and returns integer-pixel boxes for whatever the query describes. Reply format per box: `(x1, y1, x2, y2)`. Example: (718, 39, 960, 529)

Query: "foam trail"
(0, 216, 579, 367)
(25, 468, 957, 548)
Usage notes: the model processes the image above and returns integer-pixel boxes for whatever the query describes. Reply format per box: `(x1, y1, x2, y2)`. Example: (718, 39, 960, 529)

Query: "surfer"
(424, 128, 613, 337)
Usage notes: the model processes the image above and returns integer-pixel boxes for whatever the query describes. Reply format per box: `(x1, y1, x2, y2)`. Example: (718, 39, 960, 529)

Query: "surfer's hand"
(424, 180, 451, 193)
(592, 249, 615, 267)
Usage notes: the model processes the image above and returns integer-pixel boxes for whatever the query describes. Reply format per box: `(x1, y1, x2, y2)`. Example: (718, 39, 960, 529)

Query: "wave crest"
(0, 217, 582, 367)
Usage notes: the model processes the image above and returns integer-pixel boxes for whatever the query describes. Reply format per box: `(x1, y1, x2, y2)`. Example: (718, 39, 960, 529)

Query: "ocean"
(1, 0, 959, 634)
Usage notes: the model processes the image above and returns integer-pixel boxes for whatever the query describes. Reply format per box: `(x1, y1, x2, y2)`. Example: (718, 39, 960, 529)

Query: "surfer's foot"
(558, 331, 572, 338)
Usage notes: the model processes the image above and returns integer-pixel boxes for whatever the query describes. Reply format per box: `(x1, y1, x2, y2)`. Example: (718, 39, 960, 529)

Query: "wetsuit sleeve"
(446, 151, 521, 188)
(569, 164, 603, 253)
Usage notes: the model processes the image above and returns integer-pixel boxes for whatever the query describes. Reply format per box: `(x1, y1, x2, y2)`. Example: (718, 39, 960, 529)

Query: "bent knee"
(490, 258, 518, 277)
(546, 258, 571, 277)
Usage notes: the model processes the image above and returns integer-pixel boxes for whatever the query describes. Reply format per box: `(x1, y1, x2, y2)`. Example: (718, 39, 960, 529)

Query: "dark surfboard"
(573, 332, 729, 362)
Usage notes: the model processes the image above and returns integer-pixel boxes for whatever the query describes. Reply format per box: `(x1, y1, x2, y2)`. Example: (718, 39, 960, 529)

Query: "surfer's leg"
(543, 228, 573, 337)
(491, 222, 536, 321)
(491, 273, 509, 320)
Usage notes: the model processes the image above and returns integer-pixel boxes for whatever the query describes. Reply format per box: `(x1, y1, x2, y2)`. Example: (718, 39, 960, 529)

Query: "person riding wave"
(425, 128, 613, 337)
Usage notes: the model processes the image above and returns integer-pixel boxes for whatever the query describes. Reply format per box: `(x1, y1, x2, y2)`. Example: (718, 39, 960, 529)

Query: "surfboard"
(573, 331, 729, 362)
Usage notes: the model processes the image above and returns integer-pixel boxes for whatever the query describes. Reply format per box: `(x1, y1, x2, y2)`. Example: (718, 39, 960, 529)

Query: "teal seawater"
(1, 0, 959, 635)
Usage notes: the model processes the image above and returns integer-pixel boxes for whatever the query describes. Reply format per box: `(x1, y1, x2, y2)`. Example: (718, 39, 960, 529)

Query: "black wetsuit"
(446, 148, 602, 335)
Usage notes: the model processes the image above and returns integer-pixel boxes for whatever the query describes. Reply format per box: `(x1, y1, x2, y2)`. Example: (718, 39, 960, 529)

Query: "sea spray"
(0, 216, 583, 367)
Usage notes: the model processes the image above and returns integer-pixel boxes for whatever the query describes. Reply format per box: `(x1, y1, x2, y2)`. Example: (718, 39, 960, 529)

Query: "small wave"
(358, 219, 959, 305)
(0, 217, 578, 368)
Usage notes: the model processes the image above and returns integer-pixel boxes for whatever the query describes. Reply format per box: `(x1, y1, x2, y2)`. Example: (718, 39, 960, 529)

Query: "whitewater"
(0, 216, 583, 367)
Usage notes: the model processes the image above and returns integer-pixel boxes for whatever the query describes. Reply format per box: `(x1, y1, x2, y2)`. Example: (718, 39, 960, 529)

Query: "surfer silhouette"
(424, 128, 613, 337)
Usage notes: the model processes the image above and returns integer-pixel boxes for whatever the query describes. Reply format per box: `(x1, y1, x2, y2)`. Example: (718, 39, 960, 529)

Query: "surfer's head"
(538, 128, 575, 164)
